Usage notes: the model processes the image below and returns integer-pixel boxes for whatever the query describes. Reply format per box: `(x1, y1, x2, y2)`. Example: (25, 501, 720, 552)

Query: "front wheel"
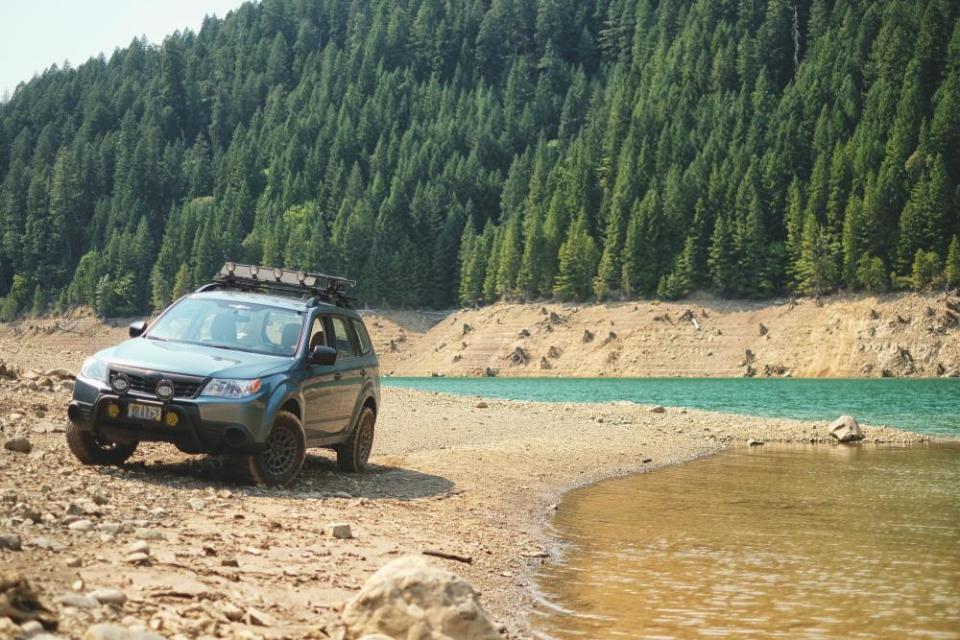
(66, 422, 138, 466)
(243, 410, 306, 486)
(336, 406, 376, 472)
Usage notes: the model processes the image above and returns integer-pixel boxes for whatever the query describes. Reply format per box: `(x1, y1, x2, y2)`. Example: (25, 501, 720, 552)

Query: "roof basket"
(199, 263, 356, 307)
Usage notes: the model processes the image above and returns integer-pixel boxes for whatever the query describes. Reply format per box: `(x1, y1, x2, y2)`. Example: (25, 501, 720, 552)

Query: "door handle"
(333, 373, 342, 381)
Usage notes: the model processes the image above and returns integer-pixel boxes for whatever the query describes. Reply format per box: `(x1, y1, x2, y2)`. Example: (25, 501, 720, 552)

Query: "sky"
(0, 0, 249, 98)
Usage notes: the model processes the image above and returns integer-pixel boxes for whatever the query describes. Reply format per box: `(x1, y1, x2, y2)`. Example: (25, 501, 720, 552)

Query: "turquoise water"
(383, 377, 960, 436)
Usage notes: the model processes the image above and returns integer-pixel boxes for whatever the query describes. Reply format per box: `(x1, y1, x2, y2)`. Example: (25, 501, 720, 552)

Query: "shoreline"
(0, 384, 939, 639)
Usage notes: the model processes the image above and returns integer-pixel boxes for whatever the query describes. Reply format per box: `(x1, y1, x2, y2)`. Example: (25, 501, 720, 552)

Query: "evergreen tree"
(946, 236, 960, 287)
(553, 211, 598, 302)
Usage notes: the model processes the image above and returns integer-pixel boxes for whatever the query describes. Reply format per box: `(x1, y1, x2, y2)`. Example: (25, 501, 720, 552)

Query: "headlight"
(79, 357, 108, 383)
(201, 378, 262, 398)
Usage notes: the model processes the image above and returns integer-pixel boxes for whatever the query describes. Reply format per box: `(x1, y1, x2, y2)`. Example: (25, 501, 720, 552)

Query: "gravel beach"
(0, 378, 930, 639)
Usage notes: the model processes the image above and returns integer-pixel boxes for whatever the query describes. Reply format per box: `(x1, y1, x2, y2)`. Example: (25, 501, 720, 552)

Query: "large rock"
(829, 415, 864, 443)
(342, 555, 500, 640)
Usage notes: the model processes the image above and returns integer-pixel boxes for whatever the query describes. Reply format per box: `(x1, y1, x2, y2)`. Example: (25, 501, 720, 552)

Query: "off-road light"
(155, 380, 175, 401)
(111, 374, 130, 395)
(273, 267, 283, 281)
(225, 262, 236, 275)
(297, 271, 307, 285)
(249, 265, 259, 277)
(106, 403, 120, 418)
(164, 411, 179, 427)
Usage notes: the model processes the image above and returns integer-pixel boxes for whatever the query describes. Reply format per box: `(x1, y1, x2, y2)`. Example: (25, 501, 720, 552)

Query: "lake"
(384, 377, 960, 436)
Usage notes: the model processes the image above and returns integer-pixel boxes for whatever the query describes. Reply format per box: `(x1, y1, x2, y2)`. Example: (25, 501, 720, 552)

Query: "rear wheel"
(336, 406, 375, 472)
(243, 410, 306, 486)
(66, 422, 138, 466)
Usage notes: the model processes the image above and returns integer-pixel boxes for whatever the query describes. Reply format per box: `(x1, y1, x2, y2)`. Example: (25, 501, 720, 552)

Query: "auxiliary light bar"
(218, 263, 356, 294)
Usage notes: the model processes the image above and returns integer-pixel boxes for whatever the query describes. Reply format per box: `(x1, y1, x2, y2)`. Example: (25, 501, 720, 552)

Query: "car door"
(301, 314, 341, 438)
(328, 315, 364, 433)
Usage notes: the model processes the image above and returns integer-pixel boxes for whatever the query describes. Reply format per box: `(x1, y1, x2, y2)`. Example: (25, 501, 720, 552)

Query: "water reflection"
(533, 444, 960, 639)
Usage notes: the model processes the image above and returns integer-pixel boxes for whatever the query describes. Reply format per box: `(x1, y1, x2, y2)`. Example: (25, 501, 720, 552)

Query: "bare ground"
(0, 379, 930, 639)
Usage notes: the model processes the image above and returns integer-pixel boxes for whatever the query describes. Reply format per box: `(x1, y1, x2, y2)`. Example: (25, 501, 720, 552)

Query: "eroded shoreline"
(0, 382, 936, 639)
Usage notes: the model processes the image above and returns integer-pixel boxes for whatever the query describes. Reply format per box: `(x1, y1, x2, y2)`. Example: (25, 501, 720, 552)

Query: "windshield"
(146, 297, 305, 357)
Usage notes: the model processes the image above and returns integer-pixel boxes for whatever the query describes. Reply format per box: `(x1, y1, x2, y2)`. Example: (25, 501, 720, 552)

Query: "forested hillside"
(0, 0, 958, 316)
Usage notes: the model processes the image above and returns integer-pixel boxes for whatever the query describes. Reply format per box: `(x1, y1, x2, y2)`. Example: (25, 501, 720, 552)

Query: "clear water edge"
(530, 443, 960, 640)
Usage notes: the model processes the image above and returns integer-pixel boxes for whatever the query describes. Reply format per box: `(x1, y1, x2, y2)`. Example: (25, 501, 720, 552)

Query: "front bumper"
(68, 377, 269, 454)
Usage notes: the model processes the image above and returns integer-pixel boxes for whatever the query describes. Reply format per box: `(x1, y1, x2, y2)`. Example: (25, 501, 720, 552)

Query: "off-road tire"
(66, 422, 138, 466)
(242, 410, 306, 486)
(336, 406, 376, 472)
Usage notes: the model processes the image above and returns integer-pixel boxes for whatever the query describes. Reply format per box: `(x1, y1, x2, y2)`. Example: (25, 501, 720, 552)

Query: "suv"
(66, 264, 380, 485)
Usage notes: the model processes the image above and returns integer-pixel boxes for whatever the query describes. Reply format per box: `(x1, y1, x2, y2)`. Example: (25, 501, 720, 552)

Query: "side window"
(330, 316, 358, 359)
(352, 318, 372, 355)
(307, 316, 327, 351)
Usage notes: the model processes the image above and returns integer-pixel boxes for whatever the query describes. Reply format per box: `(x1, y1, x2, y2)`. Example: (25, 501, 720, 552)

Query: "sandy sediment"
(0, 378, 931, 639)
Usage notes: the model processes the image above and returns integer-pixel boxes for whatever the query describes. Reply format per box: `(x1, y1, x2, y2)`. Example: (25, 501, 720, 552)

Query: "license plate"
(128, 403, 161, 422)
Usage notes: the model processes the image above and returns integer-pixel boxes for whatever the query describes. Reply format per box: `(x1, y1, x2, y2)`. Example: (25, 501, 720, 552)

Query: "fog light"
(106, 403, 120, 418)
(164, 411, 179, 427)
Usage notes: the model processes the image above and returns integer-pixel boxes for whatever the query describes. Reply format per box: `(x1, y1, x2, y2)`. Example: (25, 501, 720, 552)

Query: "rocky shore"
(0, 360, 932, 639)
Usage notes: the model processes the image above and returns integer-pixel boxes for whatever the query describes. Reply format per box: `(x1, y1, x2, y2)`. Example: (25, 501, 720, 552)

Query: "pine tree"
(946, 236, 960, 287)
(553, 212, 598, 302)
(911, 249, 942, 290)
(795, 211, 840, 296)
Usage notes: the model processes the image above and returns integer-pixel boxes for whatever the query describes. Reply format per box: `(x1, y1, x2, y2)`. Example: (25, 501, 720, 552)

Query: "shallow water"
(385, 377, 960, 436)
(533, 444, 960, 640)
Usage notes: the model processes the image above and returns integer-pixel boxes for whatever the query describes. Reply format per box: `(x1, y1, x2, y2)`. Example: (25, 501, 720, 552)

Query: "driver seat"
(280, 323, 301, 352)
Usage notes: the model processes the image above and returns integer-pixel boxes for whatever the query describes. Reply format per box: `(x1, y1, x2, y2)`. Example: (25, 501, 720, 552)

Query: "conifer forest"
(0, 0, 958, 316)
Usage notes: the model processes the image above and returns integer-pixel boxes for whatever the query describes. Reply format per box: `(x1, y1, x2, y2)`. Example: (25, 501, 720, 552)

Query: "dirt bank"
(2, 291, 958, 380)
(370, 291, 960, 378)
(0, 370, 929, 638)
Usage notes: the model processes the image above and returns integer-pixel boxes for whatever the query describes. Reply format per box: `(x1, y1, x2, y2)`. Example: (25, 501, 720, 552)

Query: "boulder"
(342, 555, 500, 640)
(829, 415, 864, 443)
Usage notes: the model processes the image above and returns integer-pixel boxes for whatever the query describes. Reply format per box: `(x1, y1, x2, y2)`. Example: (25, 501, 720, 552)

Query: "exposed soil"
(369, 291, 960, 379)
(0, 294, 950, 638)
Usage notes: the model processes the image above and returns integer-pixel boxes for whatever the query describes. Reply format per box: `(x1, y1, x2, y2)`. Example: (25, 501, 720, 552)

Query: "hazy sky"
(1, 0, 249, 98)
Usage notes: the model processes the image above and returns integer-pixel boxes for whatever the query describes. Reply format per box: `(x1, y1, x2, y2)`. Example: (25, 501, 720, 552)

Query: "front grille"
(110, 367, 206, 399)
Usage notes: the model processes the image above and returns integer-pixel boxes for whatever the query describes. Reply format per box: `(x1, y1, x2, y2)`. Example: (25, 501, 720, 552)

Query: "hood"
(98, 338, 294, 379)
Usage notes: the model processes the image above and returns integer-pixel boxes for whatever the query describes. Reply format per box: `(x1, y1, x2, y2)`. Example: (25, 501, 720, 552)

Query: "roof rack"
(197, 263, 356, 307)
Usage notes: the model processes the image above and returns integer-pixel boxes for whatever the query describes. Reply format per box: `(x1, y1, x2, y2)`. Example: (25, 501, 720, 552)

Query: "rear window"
(352, 318, 372, 354)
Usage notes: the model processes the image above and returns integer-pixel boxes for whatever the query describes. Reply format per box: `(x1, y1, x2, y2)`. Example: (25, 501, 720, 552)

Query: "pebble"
(0, 533, 22, 550)
(29, 537, 64, 551)
(221, 602, 244, 622)
(57, 594, 100, 609)
(82, 624, 164, 640)
(3, 436, 32, 454)
(66, 557, 82, 568)
(246, 607, 274, 627)
(747, 438, 765, 446)
(68, 519, 94, 532)
(475, 401, 489, 409)
(125, 540, 150, 555)
(125, 552, 150, 565)
(133, 528, 166, 541)
(329, 523, 353, 539)
(648, 406, 666, 414)
(89, 588, 128, 606)
(187, 497, 206, 511)
(20, 620, 44, 635)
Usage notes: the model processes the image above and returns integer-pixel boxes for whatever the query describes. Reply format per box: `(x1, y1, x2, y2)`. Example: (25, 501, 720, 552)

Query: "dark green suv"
(66, 264, 380, 485)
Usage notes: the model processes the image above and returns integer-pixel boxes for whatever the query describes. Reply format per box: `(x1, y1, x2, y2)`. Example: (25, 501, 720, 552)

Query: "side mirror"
(309, 345, 337, 366)
(129, 321, 148, 338)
